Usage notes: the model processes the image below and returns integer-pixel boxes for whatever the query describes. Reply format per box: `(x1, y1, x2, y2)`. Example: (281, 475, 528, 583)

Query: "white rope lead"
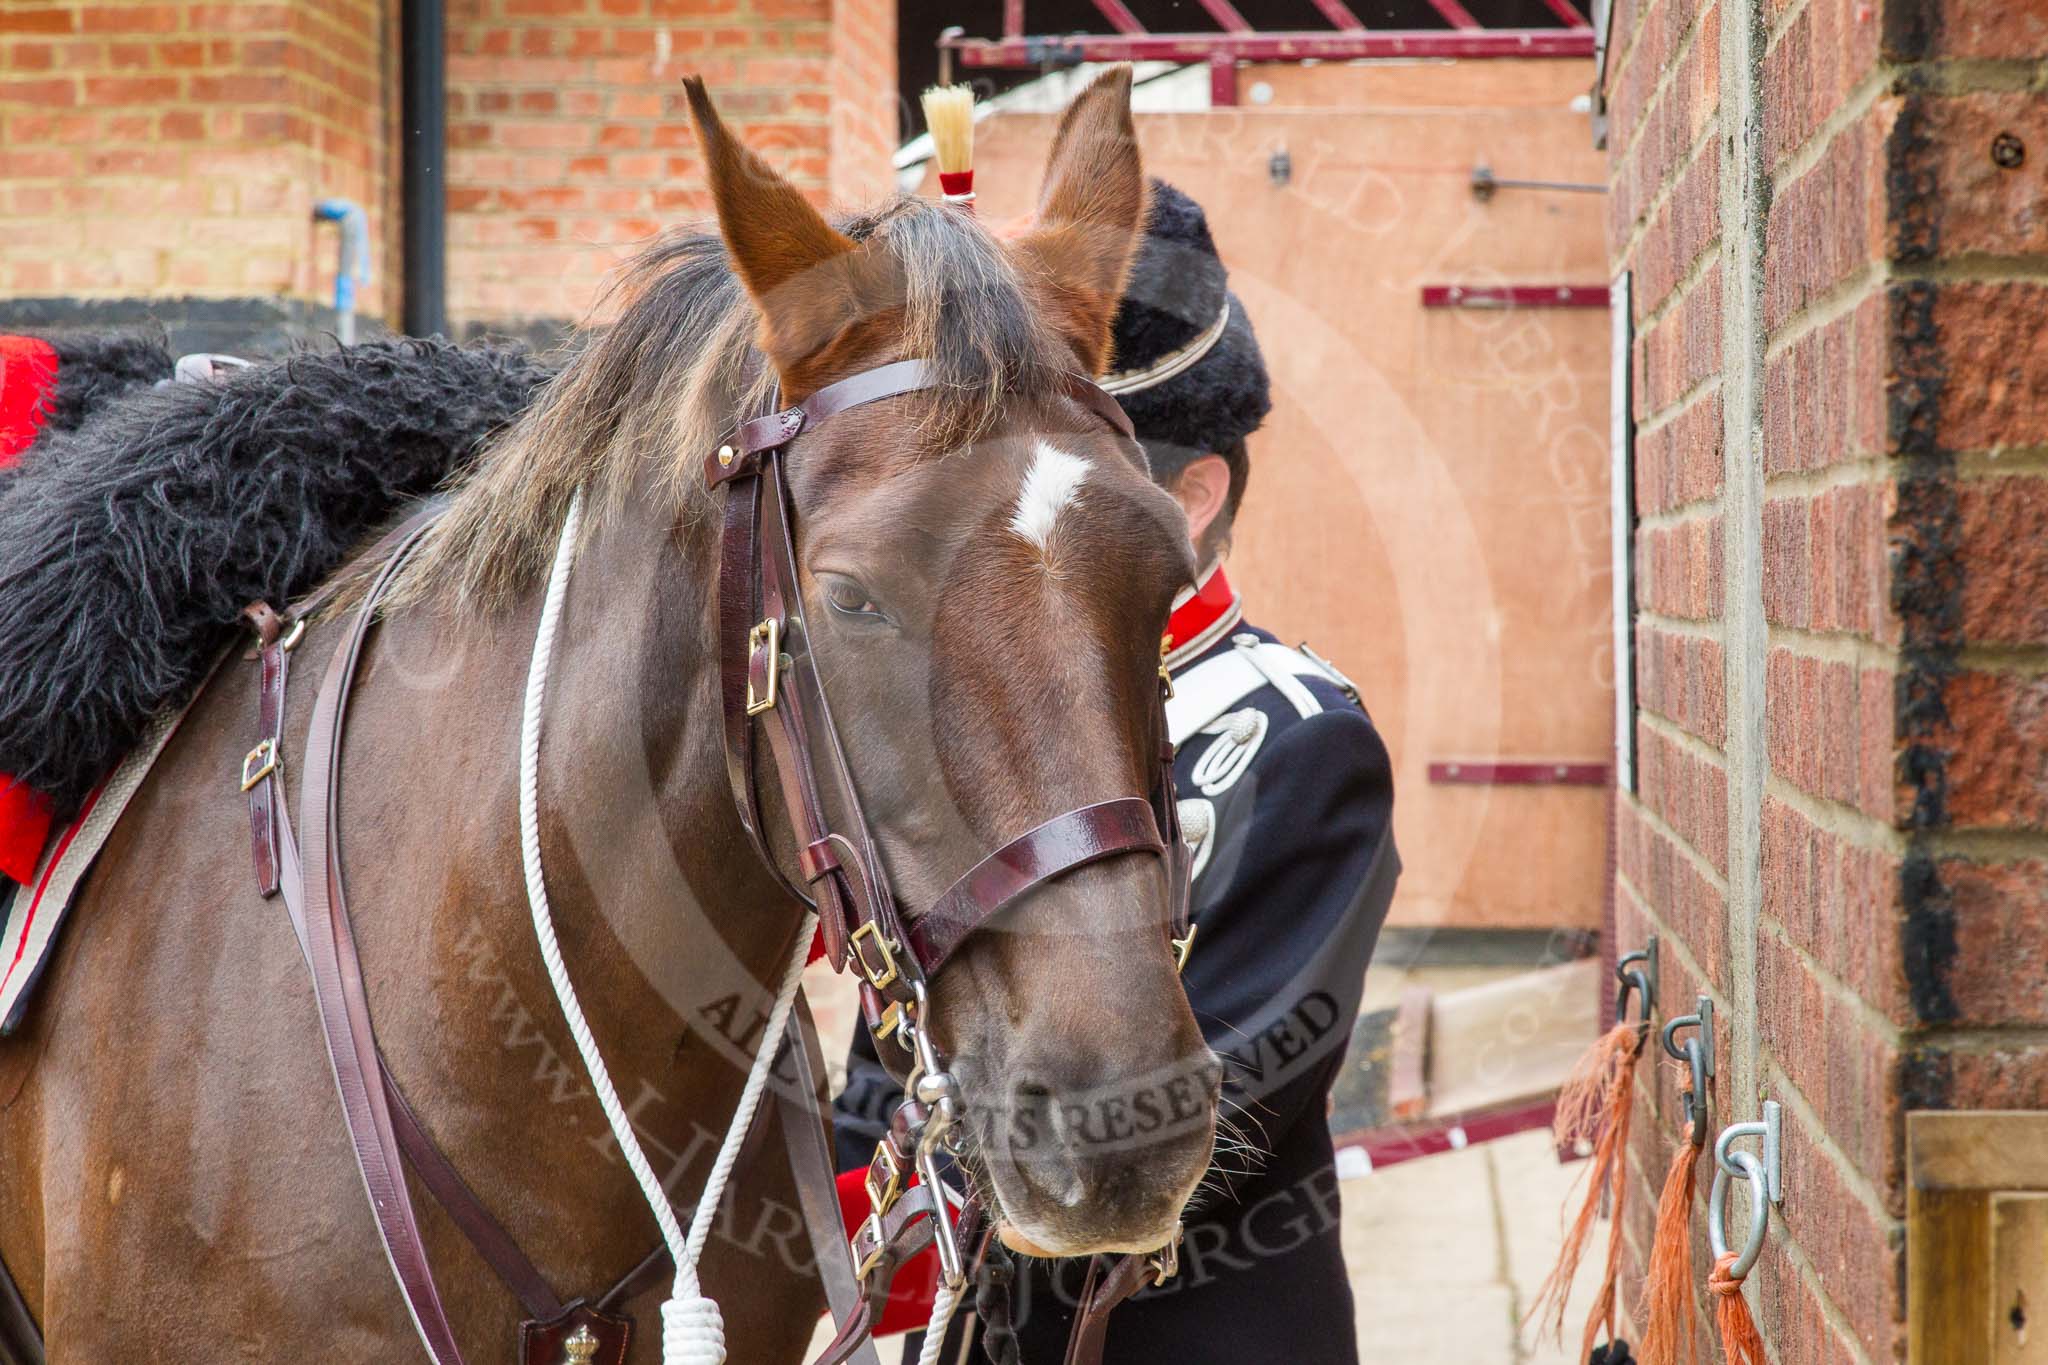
(521, 485, 815, 1364)
(918, 1283, 964, 1365)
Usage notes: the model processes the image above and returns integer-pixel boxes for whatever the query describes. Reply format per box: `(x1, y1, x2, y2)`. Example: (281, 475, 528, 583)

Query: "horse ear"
(1011, 65, 1147, 376)
(683, 77, 863, 386)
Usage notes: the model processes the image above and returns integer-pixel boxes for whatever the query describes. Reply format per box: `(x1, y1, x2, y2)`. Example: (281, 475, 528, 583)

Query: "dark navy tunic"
(833, 619, 1399, 1364)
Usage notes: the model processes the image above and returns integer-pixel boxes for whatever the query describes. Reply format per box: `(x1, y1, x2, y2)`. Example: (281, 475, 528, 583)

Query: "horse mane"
(397, 194, 1078, 611)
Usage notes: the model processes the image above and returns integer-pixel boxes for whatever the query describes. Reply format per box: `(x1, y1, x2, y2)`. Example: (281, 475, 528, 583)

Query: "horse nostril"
(1007, 1077, 1057, 1152)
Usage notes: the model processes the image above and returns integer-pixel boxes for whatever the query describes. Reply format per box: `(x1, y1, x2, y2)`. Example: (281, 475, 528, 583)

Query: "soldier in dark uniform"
(832, 181, 1399, 1364)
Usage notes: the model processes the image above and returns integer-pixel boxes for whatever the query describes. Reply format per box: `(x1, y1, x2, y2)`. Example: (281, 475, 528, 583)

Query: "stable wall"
(0, 0, 393, 349)
(965, 57, 1614, 932)
(0, 1, 899, 350)
(1605, 0, 2048, 1358)
(442, 0, 899, 341)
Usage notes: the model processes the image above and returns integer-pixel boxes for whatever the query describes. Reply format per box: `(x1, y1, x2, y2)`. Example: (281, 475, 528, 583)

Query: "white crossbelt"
(1165, 636, 1355, 749)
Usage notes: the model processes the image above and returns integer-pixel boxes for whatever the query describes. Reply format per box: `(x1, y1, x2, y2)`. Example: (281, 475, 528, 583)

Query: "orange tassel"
(1525, 1022, 1644, 1350)
(1709, 1252, 1767, 1365)
(1635, 1122, 1702, 1365)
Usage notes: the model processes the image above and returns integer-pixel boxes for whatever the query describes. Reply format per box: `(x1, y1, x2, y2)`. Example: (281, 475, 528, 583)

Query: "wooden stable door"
(1909, 1112, 2048, 1363)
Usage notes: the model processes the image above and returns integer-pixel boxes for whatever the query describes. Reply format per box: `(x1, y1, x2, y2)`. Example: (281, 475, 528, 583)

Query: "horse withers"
(0, 68, 1218, 1361)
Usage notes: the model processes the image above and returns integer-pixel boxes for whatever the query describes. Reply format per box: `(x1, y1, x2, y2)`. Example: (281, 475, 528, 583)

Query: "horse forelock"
(395, 195, 1080, 612)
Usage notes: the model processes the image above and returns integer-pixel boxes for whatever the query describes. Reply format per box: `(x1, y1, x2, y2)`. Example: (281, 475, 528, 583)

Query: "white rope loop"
(522, 485, 816, 1365)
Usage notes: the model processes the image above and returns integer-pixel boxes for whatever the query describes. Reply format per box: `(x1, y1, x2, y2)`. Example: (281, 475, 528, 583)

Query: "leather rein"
(227, 357, 1193, 1365)
(706, 358, 1196, 1363)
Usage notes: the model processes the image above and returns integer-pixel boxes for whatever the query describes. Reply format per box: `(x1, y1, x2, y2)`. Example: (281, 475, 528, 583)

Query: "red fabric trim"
(0, 779, 106, 997)
(0, 780, 53, 885)
(1165, 564, 1235, 654)
(833, 1167, 942, 1337)
(0, 336, 58, 469)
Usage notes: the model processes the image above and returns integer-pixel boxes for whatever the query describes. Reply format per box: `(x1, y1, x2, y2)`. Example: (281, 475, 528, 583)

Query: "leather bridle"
(224, 359, 1198, 1365)
(706, 358, 1197, 1360)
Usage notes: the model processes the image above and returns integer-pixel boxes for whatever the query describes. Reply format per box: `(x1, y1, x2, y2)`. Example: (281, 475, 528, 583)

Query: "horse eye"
(823, 578, 884, 620)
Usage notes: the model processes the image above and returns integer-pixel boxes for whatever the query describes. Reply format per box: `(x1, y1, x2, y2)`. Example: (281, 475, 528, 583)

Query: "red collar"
(1163, 564, 1241, 671)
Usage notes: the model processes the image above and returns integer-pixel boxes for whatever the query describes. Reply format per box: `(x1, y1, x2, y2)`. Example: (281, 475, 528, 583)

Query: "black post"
(401, 0, 446, 338)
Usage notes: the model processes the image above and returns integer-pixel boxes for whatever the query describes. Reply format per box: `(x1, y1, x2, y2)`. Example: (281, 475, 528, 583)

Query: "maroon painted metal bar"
(1307, 0, 1366, 29)
(1331, 1098, 1572, 1175)
(1195, 0, 1253, 32)
(1427, 760, 1610, 786)
(1003, 0, 1024, 40)
(1424, 0, 1481, 30)
(1421, 284, 1611, 309)
(1538, 0, 1592, 26)
(1086, 0, 1146, 35)
(1208, 53, 1238, 105)
(942, 28, 1598, 65)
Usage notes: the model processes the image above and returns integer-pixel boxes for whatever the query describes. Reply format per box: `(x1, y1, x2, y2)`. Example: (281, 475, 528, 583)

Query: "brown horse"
(0, 69, 1218, 1361)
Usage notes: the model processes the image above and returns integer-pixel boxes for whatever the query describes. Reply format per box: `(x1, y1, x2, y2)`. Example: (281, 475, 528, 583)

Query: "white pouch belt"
(1166, 637, 1354, 748)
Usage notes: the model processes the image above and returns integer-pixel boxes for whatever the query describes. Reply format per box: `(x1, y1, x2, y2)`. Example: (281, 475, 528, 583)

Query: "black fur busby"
(1106, 179, 1272, 478)
(0, 338, 551, 810)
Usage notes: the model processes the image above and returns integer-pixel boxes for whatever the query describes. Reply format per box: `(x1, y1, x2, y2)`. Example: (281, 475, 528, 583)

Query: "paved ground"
(1343, 1127, 1600, 1363)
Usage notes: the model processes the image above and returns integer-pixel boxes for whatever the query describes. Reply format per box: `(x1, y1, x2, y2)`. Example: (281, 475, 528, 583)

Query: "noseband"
(705, 360, 1196, 1351)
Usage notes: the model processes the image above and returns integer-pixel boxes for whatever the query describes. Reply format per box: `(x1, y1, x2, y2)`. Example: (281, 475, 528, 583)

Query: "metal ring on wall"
(1708, 1147, 1770, 1278)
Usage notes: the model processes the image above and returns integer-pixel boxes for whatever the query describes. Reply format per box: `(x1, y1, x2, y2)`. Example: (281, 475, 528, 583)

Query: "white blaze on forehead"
(1009, 441, 1089, 552)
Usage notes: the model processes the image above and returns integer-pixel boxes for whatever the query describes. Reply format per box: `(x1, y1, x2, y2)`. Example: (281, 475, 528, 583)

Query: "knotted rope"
(1708, 1251, 1767, 1365)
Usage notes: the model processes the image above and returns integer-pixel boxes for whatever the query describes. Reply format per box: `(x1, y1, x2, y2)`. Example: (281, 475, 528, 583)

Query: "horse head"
(689, 69, 1220, 1260)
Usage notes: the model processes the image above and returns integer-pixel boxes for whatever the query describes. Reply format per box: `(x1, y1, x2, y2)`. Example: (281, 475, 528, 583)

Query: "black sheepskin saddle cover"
(0, 338, 552, 813)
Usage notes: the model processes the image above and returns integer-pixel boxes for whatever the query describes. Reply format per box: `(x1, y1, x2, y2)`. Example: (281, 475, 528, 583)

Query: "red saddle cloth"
(0, 337, 62, 881)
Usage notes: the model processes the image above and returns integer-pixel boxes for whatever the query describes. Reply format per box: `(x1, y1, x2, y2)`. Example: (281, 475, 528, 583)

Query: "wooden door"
(1908, 1111, 2048, 1362)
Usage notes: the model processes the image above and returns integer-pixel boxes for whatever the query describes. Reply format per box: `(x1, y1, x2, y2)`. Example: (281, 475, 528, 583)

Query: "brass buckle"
(849, 921, 901, 991)
(873, 998, 905, 1044)
(240, 739, 278, 792)
(1172, 922, 1197, 974)
(851, 1212, 886, 1281)
(1158, 634, 1175, 699)
(865, 1141, 904, 1216)
(279, 616, 307, 652)
(744, 617, 781, 716)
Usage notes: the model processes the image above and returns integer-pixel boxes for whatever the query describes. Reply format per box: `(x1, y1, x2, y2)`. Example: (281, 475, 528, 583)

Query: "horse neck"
(349, 489, 809, 1288)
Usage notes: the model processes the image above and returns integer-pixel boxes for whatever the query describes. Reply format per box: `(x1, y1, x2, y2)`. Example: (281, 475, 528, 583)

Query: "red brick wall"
(0, 0, 389, 314)
(2, 2, 895, 344)
(1606, 0, 2048, 1358)
(443, 0, 900, 337)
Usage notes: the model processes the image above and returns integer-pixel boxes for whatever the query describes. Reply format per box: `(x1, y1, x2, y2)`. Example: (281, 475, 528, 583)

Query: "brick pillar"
(1607, 0, 2048, 1359)
(0, 0, 390, 353)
